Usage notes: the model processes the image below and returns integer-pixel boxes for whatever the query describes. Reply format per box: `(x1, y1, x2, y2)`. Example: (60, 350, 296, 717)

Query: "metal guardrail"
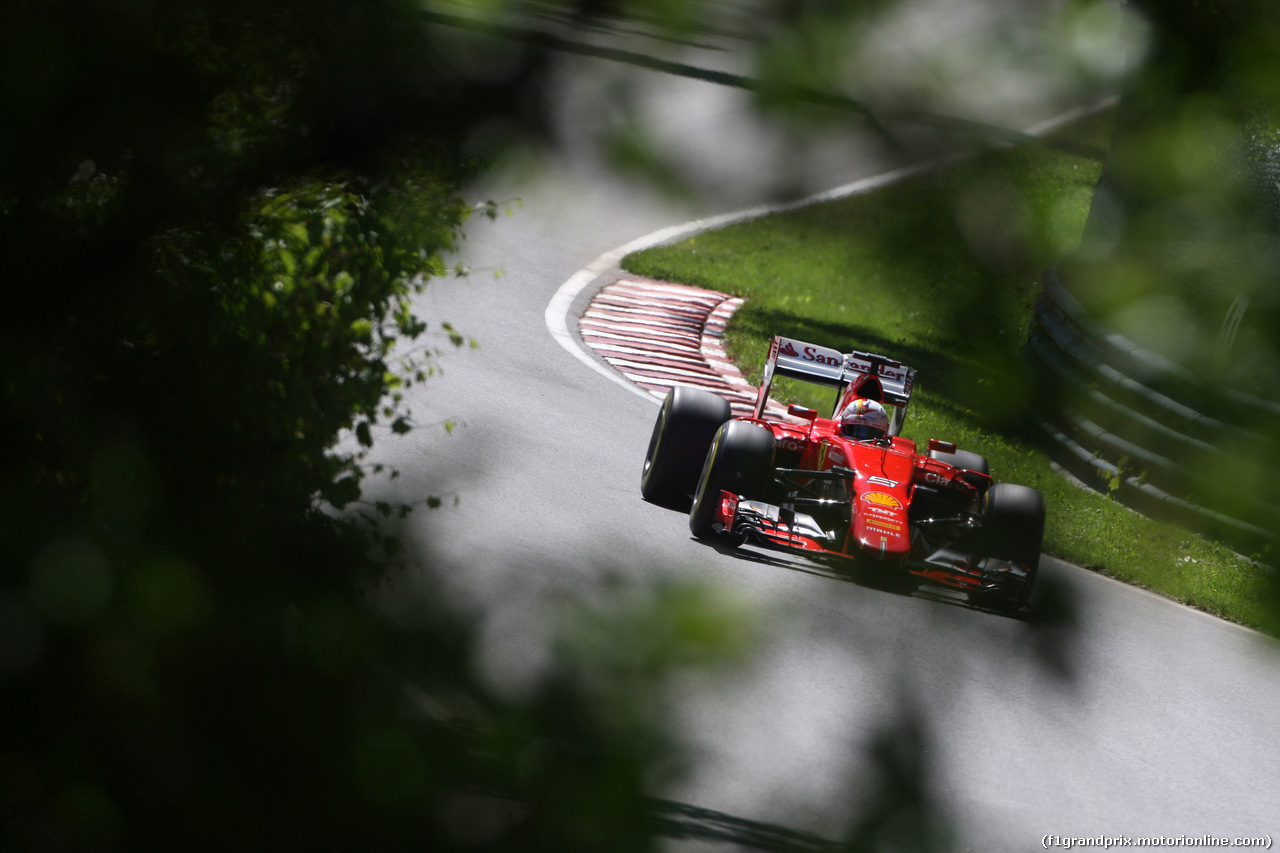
(1024, 269, 1277, 557)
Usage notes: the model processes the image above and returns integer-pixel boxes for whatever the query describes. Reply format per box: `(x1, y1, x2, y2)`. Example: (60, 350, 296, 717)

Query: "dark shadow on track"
(648, 694, 952, 851)
(693, 534, 1030, 619)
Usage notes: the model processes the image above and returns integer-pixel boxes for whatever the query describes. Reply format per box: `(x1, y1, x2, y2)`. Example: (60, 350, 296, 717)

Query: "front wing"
(708, 490, 1033, 604)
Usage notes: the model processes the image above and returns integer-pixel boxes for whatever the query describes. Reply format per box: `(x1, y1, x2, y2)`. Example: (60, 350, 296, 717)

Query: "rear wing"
(753, 335, 917, 434)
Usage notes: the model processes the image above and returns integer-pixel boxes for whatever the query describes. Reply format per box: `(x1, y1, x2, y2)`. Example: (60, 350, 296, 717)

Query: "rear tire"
(981, 483, 1045, 608)
(641, 386, 732, 509)
(929, 447, 991, 496)
(689, 420, 775, 540)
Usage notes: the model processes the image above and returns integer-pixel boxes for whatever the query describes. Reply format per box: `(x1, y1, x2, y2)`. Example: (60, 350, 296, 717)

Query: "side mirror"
(787, 404, 818, 421)
(927, 438, 957, 454)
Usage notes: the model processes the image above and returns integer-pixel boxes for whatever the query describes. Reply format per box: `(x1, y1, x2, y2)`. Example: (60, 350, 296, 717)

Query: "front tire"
(641, 386, 732, 509)
(689, 420, 775, 540)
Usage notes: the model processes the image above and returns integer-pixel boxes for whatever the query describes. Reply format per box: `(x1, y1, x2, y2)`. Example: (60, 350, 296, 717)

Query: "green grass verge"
(623, 110, 1278, 634)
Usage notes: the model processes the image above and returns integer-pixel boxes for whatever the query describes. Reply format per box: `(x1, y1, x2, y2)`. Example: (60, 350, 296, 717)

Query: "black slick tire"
(929, 447, 991, 496)
(641, 386, 732, 509)
(981, 483, 1046, 608)
(689, 420, 775, 540)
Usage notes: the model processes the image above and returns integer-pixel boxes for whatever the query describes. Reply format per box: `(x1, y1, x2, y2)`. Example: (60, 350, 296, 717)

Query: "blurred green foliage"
(1057, 0, 1280, 550)
(1069, 0, 1280, 387)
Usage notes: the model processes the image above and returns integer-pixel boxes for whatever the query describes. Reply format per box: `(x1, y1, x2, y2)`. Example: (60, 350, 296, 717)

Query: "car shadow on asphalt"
(693, 534, 1085, 688)
(692, 535, 1028, 620)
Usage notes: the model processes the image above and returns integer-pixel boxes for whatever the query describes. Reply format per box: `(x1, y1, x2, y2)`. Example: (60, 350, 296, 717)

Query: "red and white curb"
(542, 163, 936, 409)
(579, 277, 788, 418)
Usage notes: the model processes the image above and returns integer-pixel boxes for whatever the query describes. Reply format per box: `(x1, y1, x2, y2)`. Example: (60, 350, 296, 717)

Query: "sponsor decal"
(922, 469, 969, 490)
(867, 519, 903, 533)
(782, 338, 842, 366)
(867, 476, 898, 488)
(820, 445, 845, 468)
(776, 437, 806, 454)
(802, 345, 840, 367)
(779, 338, 846, 368)
(861, 492, 902, 510)
(866, 505, 900, 518)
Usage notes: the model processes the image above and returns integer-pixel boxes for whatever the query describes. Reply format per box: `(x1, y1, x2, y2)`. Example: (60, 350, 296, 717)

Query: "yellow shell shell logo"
(862, 492, 902, 510)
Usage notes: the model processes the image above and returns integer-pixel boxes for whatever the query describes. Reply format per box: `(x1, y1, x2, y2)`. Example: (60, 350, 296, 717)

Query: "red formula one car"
(641, 335, 1045, 611)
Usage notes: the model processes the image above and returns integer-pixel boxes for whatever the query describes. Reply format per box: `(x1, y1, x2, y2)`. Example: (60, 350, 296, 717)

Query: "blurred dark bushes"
(0, 1, 592, 849)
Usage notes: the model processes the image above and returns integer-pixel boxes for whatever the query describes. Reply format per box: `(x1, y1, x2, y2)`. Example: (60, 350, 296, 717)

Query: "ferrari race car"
(641, 335, 1046, 611)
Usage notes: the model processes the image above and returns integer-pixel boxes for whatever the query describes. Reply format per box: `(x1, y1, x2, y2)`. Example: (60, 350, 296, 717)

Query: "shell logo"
(861, 492, 902, 510)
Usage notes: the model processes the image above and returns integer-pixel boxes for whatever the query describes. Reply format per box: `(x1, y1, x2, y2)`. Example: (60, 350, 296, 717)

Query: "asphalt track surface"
(360, 43, 1280, 853)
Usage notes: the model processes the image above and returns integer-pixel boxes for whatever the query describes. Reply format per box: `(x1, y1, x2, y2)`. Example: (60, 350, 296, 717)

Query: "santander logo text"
(779, 338, 842, 367)
(802, 346, 840, 366)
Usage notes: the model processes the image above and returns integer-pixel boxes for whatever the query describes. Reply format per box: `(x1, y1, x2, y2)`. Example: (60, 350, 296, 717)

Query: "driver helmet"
(839, 399, 890, 440)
